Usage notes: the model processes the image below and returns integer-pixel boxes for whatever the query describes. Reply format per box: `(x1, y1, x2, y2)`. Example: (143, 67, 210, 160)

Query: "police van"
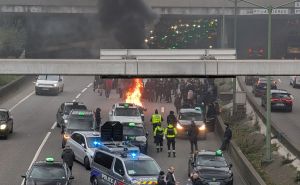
(90, 122, 160, 185)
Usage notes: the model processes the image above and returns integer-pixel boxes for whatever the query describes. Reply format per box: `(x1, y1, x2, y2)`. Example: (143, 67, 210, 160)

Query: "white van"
(35, 75, 64, 95)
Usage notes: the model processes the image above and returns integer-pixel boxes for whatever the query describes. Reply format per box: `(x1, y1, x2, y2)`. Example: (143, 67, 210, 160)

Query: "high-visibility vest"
(154, 126, 164, 137)
(165, 125, 177, 138)
(151, 114, 162, 124)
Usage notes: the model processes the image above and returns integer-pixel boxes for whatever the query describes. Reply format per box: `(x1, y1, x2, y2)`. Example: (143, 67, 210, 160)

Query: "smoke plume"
(99, 0, 157, 48)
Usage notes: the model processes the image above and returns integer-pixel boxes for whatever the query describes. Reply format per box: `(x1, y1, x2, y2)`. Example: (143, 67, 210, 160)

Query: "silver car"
(66, 131, 101, 170)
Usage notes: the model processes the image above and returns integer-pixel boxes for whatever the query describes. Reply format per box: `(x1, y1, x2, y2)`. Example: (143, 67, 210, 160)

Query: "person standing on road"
(220, 123, 232, 151)
(188, 121, 199, 154)
(157, 171, 167, 185)
(166, 166, 178, 185)
(94, 108, 101, 131)
(167, 111, 177, 127)
(61, 145, 75, 175)
(174, 95, 181, 115)
(154, 123, 164, 153)
(190, 172, 202, 185)
(151, 109, 163, 132)
(165, 123, 177, 157)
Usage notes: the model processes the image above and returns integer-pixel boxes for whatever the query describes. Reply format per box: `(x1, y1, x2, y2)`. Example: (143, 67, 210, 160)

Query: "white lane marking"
(9, 91, 35, 111)
(51, 122, 57, 130)
(81, 88, 87, 93)
(75, 93, 81, 99)
(87, 83, 93, 88)
(21, 132, 51, 185)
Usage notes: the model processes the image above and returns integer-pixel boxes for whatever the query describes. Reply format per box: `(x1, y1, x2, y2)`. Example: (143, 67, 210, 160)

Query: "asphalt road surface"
(245, 76, 300, 152)
(0, 76, 246, 185)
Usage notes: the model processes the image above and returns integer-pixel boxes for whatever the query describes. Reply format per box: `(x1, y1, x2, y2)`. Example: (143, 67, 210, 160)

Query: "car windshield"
(0, 111, 8, 121)
(29, 164, 66, 180)
(272, 93, 290, 99)
(38, 75, 60, 81)
(67, 119, 94, 130)
(125, 160, 160, 176)
(64, 105, 87, 114)
(86, 137, 102, 148)
(123, 126, 144, 136)
(196, 155, 227, 168)
(179, 112, 202, 121)
(115, 108, 140, 117)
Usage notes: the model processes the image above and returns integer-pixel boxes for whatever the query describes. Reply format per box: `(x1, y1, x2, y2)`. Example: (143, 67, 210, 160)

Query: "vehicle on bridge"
(252, 77, 277, 97)
(35, 75, 64, 95)
(66, 131, 101, 170)
(188, 150, 233, 185)
(289, 76, 300, 88)
(245, 76, 260, 86)
(109, 103, 144, 125)
(261, 89, 294, 112)
(21, 157, 74, 185)
(56, 101, 87, 128)
(123, 122, 149, 154)
(0, 108, 13, 139)
(61, 109, 95, 148)
(176, 107, 206, 140)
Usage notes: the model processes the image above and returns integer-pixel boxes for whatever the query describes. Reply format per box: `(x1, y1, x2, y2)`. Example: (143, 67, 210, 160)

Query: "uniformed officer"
(164, 123, 177, 157)
(151, 109, 163, 132)
(154, 123, 164, 153)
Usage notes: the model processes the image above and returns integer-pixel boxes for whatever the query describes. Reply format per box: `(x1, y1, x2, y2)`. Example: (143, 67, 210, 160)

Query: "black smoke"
(99, 0, 157, 49)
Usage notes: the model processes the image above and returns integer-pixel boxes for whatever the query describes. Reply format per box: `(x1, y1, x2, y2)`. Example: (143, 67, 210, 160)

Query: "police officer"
(166, 166, 177, 185)
(154, 123, 164, 153)
(61, 145, 75, 175)
(94, 107, 101, 131)
(151, 109, 163, 132)
(157, 171, 167, 185)
(165, 123, 177, 157)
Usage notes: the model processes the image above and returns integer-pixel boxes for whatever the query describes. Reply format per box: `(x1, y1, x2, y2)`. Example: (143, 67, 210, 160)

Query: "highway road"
(244, 76, 300, 152)
(0, 76, 246, 185)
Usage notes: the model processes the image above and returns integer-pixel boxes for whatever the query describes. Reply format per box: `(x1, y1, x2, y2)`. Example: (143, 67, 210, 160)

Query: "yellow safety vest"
(154, 126, 164, 137)
(151, 114, 162, 124)
(164, 125, 177, 138)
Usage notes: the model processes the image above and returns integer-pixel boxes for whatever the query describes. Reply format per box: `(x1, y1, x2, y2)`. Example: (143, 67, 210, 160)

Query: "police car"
(66, 131, 101, 170)
(90, 121, 160, 185)
(123, 122, 148, 154)
(109, 103, 143, 125)
(188, 150, 233, 185)
(62, 109, 95, 148)
(21, 157, 74, 185)
(176, 107, 206, 140)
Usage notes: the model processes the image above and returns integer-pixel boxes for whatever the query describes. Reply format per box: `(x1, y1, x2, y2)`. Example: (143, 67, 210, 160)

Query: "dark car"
(0, 108, 13, 139)
(21, 157, 74, 185)
(123, 122, 148, 154)
(261, 89, 293, 112)
(56, 102, 87, 128)
(188, 150, 233, 185)
(245, 76, 259, 86)
(61, 109, 95, 148)
(252, 78, 277, 97)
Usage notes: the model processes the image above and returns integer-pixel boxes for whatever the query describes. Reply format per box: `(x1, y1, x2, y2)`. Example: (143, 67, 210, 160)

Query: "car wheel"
(188, 160, 191, 177)
(56, 121, 61, 128)
(84, 156, 91, 170)
(91, 177, 98, 185)
(61, 85, 64, 92)
(287, 106, 293, 112)
(35, 91, 39, 95)
(3, 135, 8, 140)
(10, 124, 13, 133)
(62, 142, 65, 148)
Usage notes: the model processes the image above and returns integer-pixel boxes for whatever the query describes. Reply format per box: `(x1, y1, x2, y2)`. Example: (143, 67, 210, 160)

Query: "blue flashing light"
(93, 141, 102, 147)
(130, 152, 137, 159)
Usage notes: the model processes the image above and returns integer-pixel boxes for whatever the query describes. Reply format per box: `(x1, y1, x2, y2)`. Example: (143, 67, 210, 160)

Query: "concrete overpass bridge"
(0, 0, 300, 15)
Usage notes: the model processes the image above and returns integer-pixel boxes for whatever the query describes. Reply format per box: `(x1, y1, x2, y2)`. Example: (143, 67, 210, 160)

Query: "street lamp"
(240, 0, 297, 162)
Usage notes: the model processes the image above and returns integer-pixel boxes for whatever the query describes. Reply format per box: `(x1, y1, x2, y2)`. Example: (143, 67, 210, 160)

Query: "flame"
(125, 79, 143, 107)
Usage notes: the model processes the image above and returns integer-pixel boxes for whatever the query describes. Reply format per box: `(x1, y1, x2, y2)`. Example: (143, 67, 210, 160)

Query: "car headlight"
(199, 124, 206, 131)
(64, 134, 70, 139)
(64, 120, 68, 124)
(35, 82, 39, 86)
(176, 124, 183, 130)
(0, 124, 7, 130)
(53, 83, 58, 87)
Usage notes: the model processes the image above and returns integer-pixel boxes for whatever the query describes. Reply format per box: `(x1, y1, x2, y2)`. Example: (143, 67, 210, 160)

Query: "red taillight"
(271, 98, 280, 102)
(248, 48, 253, 53)
(259, 48, 264, 53)
(284, 99, 293, 103)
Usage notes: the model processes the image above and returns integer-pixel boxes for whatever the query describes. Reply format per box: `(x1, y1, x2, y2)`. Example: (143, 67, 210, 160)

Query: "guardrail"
(216, 115, 267, 185)
(0, 76, 33, 100)
(237, 77, 300, 159)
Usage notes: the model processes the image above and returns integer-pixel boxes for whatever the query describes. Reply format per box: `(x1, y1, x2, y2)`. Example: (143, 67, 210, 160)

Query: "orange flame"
(125, 79, 143, 107)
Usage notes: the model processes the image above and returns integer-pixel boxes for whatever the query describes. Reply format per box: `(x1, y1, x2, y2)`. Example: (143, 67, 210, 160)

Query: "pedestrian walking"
(188, 121, 199, 154)
(151, 109, 163, 132)
(157, 171, 167, 185)
(166, 166, 178, 185)
(174, 95, 181, 115)
(165, 123, 177, 157)
(220, 123, 232, 151)
(154, 123, 164, 153)
(94, 108, 101, 131)
(61, 145, 75, 175)
(167, 111, 177, 126)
